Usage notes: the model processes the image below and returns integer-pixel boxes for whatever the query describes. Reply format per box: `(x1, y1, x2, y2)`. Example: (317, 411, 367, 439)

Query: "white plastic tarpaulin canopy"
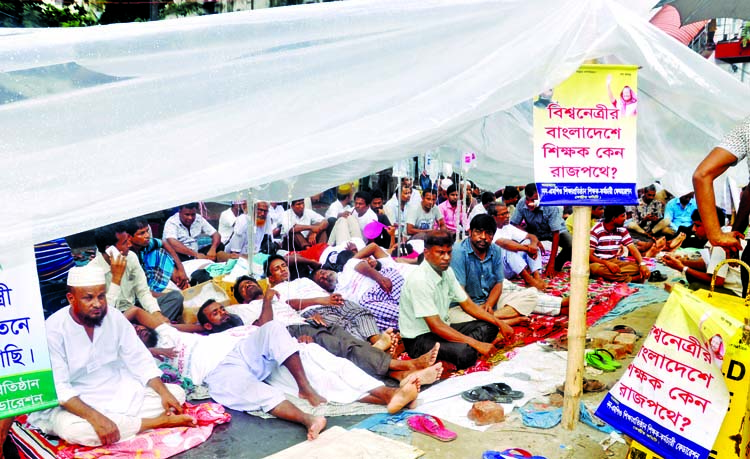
(2, 0, 750, 250)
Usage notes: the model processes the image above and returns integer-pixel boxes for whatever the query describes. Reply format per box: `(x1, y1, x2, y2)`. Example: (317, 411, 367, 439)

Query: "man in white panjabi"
(27, 265, 195, 447)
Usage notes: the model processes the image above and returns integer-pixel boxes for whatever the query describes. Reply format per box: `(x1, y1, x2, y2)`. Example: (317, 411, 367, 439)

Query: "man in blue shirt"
(511, 183, 571, 275)
(663, 191, 698, 239)
(451, 214, 505, 310)
(452, 215, 569, 323)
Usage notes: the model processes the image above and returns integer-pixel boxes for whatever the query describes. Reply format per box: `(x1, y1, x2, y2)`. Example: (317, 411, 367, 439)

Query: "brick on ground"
(603, 343, 630, 360)
(591, 330, 619, 348)
(468, 401, 505, 426)
(613, 333, 638, 354)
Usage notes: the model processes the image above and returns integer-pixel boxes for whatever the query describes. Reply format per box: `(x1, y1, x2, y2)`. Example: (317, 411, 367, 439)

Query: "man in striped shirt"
(589, 205, 650, 283)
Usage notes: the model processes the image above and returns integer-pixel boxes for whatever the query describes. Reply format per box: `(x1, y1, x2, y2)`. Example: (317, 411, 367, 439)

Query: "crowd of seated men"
(22, 175, 720, 450)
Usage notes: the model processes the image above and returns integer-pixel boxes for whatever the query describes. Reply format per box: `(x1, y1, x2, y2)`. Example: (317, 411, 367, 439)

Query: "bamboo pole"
(246, 190, 255, 276)
(562, 205, 591, 429)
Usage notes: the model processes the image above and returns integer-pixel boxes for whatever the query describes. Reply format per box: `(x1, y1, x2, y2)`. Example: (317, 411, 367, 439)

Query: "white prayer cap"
(439, 178, 453, 190)
(67, 265, 106, 287)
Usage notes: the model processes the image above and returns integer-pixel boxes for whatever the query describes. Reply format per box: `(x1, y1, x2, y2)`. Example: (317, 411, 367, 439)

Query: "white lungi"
(204, 320, 299, 413)
(267, 343, 382, 404)
(448, 280, 562, 323)
(38, 384, 185, 447)
(503, 249, 543, 278)
(328, 215, 363, 246)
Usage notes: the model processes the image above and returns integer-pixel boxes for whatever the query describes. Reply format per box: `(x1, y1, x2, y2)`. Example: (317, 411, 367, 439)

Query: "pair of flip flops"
(406, 414, 457, 442)
(483, 448, 548, 459)
(585, 349, 622, 372)
(461, 382, 525, 404)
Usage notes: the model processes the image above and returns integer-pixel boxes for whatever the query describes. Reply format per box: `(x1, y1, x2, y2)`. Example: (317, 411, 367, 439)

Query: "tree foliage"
(0, 0, 97, 27)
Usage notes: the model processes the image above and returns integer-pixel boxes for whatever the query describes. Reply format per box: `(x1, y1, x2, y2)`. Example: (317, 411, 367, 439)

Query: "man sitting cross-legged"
(127, 301, 422, 440)
(163, 202, 226, 262)
(399, 230, 515, 370)
(512, 183, 572, 275)
(280, 199, 329, 251)
(453, 215, 569, 325)
(310, 242, 415, 332)
(327, 191, 379, 245)
(589, 205, 650, 283)
(492, 203, 547, 291)
(264, 255, 394, 349)
(27, 265, 196, 447)
(227, 281, 442, 385)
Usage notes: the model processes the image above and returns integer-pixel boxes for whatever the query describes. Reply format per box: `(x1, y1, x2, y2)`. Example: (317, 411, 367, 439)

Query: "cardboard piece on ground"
(265, 426, 424, 459)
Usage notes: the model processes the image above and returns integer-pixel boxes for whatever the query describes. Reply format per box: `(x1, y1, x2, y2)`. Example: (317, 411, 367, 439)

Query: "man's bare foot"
(531, 272, 548, 291)
(372, 329, 393, 352)
(668, 233, 686, 251)
(644, 237, 666, 257)
(152, 413, 197, 429)
(401, 363, 442, 387)
(387, 330, 400, 356)
(408, 343, 439, 370)
(503, 316, 530, 326)
(299, 389, 327, 407)
(303, 415, 327, 441)
(387, 375, 421, 413)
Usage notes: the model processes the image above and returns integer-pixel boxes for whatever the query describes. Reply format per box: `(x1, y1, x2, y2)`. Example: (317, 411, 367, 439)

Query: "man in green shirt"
(398, 230, 514, 369)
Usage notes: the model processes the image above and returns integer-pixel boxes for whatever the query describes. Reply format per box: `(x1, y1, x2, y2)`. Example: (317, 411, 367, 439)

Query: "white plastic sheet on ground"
(1, 0, 750, 249)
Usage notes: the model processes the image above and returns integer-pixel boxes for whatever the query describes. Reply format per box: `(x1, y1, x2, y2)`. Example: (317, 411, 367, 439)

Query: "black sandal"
(648, 270, 668, 282)
(483, 382, 524, 400)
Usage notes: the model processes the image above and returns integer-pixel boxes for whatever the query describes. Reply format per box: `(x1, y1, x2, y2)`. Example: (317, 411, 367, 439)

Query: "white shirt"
(155, 323, 258, 385)
(355, 208, 378, 232)
(268, 204, 285, 229)
(493, 224, 529, 244)
(218, 208, 238, 245)
(706, 246, 743, 297)
(91, 252, 161, 313)
(325, 200, 352, 219)
(163, 212, 217, 252)
(335, 258, 377, 302)
(280, 208, 325, 238)
(227, 215, 273, 254)
(384, 197, 412, 229)
(32, 306, 161, 415)
(227, 300, 306, 326)
(274, 278, 329, 312)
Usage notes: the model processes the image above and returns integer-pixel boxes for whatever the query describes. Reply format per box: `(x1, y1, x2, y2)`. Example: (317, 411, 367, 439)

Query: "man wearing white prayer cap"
(27, 264, 196, 447)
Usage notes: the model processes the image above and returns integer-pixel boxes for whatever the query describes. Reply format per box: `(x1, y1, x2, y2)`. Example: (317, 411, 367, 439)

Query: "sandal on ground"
(483, 382, 524, 400)
(483, 448, 549, 459)
(461, 387, 513, 404)
(585, 352, 617, 372)
(407, 414, 457, 442)
(648, 270, 668, 282)
(593, 348, 622, 369)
